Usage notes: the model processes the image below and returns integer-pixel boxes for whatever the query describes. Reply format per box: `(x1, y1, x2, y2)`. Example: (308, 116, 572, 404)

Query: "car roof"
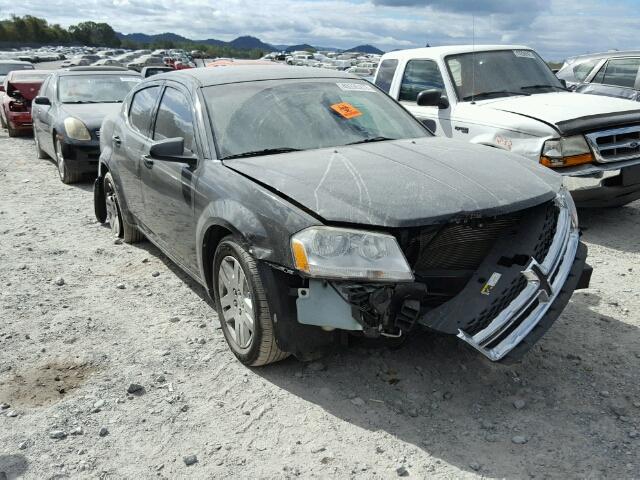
(155, 65, 357, 87)
(0, 59, 34, 65)
(566, 50, 640, 63)
(55, 69, 140, 77)
(8, 69, 50, 78)
(381, 45, 530, 61)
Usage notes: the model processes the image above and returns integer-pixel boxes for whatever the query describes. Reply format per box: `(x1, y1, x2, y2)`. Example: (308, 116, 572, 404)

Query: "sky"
(2, 0, 640, 60)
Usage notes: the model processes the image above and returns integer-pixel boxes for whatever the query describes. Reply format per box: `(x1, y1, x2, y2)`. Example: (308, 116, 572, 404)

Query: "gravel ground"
(0, 129, 639, 480)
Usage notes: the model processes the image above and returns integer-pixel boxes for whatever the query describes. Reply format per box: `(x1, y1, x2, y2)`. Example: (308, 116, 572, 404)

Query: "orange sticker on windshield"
(330, 102, 362, 119)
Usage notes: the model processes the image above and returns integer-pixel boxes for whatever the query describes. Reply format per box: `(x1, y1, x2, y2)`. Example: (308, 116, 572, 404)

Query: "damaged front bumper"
(289, 192, 591, 363)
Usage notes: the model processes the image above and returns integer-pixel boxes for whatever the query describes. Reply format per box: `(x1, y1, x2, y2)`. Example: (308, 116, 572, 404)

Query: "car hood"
(480, 92, 640, 134)
(59, 103, 122, 130)
(225, 137, 561, 228)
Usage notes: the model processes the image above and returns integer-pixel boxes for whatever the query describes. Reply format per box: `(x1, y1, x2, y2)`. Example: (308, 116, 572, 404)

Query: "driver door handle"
(143, 155, 154, 169)
(112, 135, 121, 147)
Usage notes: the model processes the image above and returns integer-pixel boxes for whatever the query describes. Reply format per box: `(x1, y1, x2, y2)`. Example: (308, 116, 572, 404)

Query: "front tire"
(213, 237, 288, 366)
(103, 172, 144, 243)
(34, 131, 49, 159)
(55, 138, 82, 184)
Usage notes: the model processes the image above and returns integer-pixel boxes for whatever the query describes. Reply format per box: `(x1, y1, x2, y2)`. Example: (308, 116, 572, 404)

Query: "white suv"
(375, 45, 640, 207)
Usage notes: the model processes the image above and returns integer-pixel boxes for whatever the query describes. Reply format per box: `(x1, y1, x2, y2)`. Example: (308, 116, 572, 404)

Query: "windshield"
(204, 78, 428, 159)
(58, 75, 141, 103)
(445, 49, 565, 101)
(0, 63, 34, 75)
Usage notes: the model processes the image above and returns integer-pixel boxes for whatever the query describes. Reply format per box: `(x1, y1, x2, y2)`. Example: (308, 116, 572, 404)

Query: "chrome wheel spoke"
(217, 255, 256, 352)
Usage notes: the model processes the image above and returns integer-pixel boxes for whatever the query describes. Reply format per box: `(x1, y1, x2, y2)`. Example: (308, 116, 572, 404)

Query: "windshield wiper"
(63, 100, 100, 104)
(345, 136, 396, 146)
(521, 84, 567, 92)
(462, 90, 530, 101)
(221, 147, 301, 160)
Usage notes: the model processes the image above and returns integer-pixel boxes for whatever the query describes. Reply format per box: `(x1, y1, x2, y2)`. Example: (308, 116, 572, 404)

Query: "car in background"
(127, 55, 166, 72)
(61, 55, 101, 68)
(32, 68, 141, 184)
(1, 70, 49, 136)
(93, 66, 590, 367)
(141, 66, 173, 78)
(568, 54, 640, 102)
(375, 45, 640, 207)
(0, 59, 35, 84)
(556, 50, 640, 89)
(92, 58, 124, 67)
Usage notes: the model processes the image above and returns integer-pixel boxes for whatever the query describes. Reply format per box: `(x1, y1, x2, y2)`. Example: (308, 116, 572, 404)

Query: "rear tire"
(7, 123, 18, 137)
(0, 112, 7, 129)
(103, 172, 143, 243)
(55, 138, 82, 184)
(213, 237, 289, 366)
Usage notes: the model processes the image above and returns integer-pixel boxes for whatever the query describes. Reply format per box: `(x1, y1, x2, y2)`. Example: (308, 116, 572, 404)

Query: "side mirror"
(149, 137, 197, 166)
(34, 96, 51, 106)
(416, 89, 449, 109)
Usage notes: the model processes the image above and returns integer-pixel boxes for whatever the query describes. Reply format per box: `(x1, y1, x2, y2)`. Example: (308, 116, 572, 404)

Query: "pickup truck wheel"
(55, 139, 82, 184)
(34, 132, 49, 159)
(103, 172, 143, 243)
(0, 112, 7, 129)
(7, 123, 18, 138)
(213, 237, 289, 366)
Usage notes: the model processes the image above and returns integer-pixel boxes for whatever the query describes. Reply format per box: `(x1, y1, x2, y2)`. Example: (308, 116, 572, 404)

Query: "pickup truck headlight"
(63, 117, 91, 141)
(540, 135, 593, 168)
(291, 226, 414, 282)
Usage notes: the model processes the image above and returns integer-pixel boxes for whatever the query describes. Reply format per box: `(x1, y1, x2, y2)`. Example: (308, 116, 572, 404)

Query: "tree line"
(0, 15, 265, 59)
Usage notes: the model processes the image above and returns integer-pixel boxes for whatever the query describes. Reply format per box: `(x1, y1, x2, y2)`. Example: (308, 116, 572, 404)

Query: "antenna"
(471, 15, 476, 104)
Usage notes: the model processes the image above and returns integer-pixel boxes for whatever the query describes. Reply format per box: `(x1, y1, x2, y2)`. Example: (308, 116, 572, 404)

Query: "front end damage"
(261, 191, 592, 363)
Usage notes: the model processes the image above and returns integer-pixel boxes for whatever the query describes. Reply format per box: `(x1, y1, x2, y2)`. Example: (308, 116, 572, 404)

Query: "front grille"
(405, 212, 523, 273)
(586, 125, 640, 163)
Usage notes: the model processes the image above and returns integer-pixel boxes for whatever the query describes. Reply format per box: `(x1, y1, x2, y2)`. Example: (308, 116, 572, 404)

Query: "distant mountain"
(228, 36, 274, 51)
(344, 44, 384, 55)
(284, 44, 316, 53)
(117, 31, 383, 55)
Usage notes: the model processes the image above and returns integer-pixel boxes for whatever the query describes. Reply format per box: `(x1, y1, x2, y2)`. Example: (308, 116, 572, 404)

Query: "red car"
(1, 70, 49, 137)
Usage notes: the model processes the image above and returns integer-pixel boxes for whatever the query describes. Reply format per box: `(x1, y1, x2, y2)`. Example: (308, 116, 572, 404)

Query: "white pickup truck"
(374, 45, 640, 207)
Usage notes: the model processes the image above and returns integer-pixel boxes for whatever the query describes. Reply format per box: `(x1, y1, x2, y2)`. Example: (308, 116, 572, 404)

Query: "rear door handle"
(112, 135, 121, 146)
(143, 155, 154, 169)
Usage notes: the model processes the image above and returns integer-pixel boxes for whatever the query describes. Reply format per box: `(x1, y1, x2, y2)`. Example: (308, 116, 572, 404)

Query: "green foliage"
(0, 15, 119, 46)
(0, 15, 266, 58)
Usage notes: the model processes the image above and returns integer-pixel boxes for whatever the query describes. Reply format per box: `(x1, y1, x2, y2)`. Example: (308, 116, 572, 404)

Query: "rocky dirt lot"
(0, 129, 639, 480)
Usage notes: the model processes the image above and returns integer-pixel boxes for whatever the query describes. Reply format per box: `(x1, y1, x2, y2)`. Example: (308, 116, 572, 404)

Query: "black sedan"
(32, 67, 141, 184)
(94, 66, 591, 366)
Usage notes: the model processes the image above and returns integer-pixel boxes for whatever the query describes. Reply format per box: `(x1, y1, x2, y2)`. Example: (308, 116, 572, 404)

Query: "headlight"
(291, 226, 414, 282)
(557, 187, 578, 228)
(63, 117, 91, 141)
(540, 135, 593, 168)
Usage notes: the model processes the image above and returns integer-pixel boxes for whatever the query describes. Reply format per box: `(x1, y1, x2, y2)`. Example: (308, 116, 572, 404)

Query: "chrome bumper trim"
(457, 196, 579, 361)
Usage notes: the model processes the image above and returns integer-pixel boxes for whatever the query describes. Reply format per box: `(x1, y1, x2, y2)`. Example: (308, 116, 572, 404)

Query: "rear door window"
(129, 86, 160, 136)
(152, 87, 194, 153)
(593, 58, 640, 88)
(399, 59, 445, 102)
(374, 59, 398, 93)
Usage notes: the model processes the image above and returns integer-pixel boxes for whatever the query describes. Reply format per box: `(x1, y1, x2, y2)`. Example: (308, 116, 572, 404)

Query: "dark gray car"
(32, 68, 141, 183)
(93, 66, 591, 366)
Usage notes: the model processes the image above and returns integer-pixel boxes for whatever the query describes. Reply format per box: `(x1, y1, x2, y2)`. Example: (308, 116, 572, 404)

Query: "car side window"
(573, 59, 599, 83)
(374, 59, 398, 93)
(153, 87, 194, 153)
(595, 58, 640, 88)
(399, 59, 446, 102)
(129, 86, 160, 137)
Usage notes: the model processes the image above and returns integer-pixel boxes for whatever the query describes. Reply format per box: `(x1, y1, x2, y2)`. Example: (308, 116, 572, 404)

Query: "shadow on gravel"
(255, 292, 639, 479)
(0, 454, 28, 480)
(579, 203, 640, 254)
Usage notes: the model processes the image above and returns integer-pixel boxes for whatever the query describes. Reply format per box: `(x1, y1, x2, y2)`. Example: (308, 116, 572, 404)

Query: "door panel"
(141, 85, 199, 270)
(117, 85, 161, 219)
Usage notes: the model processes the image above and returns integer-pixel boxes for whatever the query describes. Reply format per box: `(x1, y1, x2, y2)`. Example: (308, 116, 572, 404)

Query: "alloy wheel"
(217, 256, 255, 352)
(104, 180, 121, 237)
(55, 139, 66, 180)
